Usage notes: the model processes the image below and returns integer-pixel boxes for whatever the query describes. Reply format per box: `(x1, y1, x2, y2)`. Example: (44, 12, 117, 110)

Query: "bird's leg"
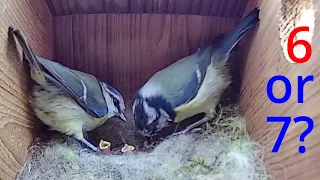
(172, 109, 217, 136)
(206, 109, 217, 119)
(173, 117, 211, 135)
(75, 136, 100, 152)
(83, 131, 89, 139)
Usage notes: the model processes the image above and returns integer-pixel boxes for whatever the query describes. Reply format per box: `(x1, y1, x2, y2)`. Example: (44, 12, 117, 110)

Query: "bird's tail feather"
(8, 27, 46, 84)
(215, 8, 260, 57)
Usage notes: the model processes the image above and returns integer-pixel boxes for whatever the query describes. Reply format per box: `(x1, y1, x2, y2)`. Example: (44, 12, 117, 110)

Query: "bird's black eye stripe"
(113, 97, 120, 110)
(113, 98, 118, 104)
(156, 109, 161, 119)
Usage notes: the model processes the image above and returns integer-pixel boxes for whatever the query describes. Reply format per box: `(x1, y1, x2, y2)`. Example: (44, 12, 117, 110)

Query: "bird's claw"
(172, 127, 205, 136)
(77, 147, 101, 156)
(190, 127, 205, 133)
(172, 129, 189, 136)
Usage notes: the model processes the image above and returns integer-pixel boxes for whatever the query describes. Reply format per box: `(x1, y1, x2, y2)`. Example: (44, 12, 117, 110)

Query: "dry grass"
(16, 104, 270, 180)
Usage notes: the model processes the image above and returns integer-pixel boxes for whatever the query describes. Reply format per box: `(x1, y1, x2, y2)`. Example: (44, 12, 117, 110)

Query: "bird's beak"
(119, 111, 127, 122)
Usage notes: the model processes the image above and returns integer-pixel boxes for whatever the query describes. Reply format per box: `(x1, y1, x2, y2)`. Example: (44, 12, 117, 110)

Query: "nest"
(16, 104, 270, 180)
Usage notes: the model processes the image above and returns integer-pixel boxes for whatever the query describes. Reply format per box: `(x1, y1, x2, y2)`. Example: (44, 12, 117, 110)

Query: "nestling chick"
(9, 27, 127, 152)
(132, 8, 260, 137)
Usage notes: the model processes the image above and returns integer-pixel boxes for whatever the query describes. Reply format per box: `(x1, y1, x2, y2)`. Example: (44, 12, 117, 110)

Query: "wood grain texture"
(240, 0, 320, 180)
(46, 0, 248, 18)
(54, 14, 239, 100)
(0, 0, 53, 179)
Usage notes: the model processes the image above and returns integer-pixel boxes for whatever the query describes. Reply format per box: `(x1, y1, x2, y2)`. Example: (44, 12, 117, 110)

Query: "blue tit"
(132, 8, 260, 137)
(9, 27, 127, 152)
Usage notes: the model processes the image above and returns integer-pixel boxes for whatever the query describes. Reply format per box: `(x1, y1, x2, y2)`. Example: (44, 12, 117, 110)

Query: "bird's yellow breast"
(90, 115, 108, 130)
(30, 83, 109, 138)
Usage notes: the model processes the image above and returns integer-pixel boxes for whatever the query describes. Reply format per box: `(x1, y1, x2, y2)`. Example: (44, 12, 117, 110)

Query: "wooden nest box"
(0, 0, 319, 179)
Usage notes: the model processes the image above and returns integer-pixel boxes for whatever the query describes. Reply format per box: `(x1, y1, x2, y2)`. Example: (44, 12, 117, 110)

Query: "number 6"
(287, 26, 312, 64)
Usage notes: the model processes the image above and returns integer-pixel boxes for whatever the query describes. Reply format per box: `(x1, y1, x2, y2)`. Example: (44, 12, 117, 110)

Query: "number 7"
(267, 116, 291, 153)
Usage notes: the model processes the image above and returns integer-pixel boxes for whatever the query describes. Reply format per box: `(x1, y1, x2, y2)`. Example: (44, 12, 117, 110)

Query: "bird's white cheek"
(107, 111, 115, 119)
(156, 116, 169, 130)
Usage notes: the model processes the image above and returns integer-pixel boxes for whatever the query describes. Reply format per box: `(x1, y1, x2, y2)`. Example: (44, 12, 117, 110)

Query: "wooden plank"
(51, 0, 63, 16)
(112, 0, 130, 13)
(130, 0, 147, 13)
(190, 0, 202, 15)
(67, 0, 79, 14)
(217, 0, 229, 17)
(54, 15, 61, 61)
(240, 0, 320, 180)
(30, 0, 53, 38)
(87, 15, 96, 73)
(72, 15, 81, 70)
(77, 0, 104, 14)
(65, 16, 74, 68)
(104, 0, 113, 13)
(80, 15, 89, 72)
(45, 0, 56, 16)
(166, 0, 175, 14)
(223, 0, 235, 17)
(146, 0, 154, 13)
(199, 0, 214, 16)
(152, 0, 159, 13)
(46, 0, 249, 17)
(0, 0, 53, 179)
(157, 0, 169, 14)
(54, 14, 238, 99)
(60, 0, 71, 15)
(74, 0, 90, 13)
(175, 0, 192, 14)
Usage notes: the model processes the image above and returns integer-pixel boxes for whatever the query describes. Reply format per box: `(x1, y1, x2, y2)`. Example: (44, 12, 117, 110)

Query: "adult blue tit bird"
(132, 8, 260, 137)
(9, 27, 127, 152)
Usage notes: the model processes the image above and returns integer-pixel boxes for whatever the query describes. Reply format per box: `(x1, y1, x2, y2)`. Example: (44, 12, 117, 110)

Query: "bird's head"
(100, 82, 127, 121)
(132, 94, 176, 137)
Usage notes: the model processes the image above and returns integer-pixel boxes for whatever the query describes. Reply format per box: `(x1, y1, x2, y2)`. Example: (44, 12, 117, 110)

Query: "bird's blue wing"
(37, 57, 108, 118)
(170, 45, 213, 107)
(10, 28, 108, 118)
(142, 45, 213, 108)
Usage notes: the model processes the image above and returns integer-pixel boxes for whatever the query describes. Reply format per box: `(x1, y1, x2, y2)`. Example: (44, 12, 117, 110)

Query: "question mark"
(294, 116, 314, 154)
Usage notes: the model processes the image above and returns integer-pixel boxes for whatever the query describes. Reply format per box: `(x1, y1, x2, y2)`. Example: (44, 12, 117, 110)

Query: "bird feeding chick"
(9, 27, 127, 152)
(132, 8, 260, 137)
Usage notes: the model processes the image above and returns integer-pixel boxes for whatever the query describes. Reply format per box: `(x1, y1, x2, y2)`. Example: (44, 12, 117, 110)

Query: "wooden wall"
(240, 0, 320, 180)
(2, 0, 319, 180)
(54, 14, 240, 99)
(0, 0, 53, 179)
(46, 0, 247, 17)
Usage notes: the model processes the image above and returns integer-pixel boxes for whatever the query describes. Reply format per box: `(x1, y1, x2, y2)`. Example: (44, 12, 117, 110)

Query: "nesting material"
(16, 105, 270, 180)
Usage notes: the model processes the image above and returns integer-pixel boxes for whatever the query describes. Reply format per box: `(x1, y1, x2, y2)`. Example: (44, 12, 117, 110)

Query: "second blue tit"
(9, 27, 127, 152)
(132, 8, 260, 137)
